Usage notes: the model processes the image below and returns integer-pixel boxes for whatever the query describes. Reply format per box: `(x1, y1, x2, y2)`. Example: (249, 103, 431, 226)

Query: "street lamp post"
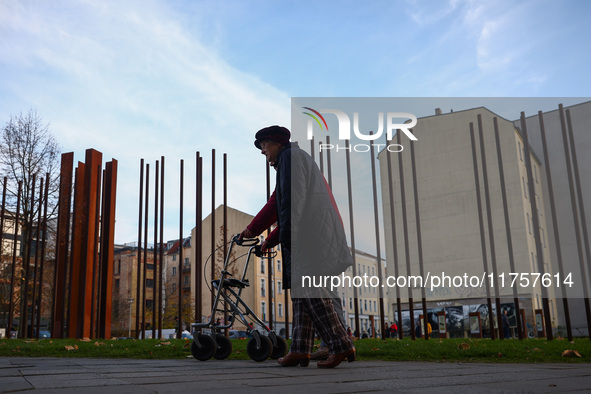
(127, 298, 134, 338)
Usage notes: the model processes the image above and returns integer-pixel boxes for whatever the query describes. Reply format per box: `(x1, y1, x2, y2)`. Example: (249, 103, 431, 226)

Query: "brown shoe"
(278, 352, 311, 367)
(311, 346, 329, 360)
(317, 348, 355, 368)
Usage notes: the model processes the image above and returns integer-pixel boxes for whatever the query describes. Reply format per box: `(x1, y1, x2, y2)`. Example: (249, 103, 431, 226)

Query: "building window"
(522, 177, 528, 199)
(172, 254, 176, 261)
(261, 260, 265, 274)
(277, 280, 282, 294)
(261, 278, 266, 297)
(172, 266, 177, 276)
(277, 260, 281, 271)
(115, 279, 120, 292)
(278, 303, 283, 317)
(518, 140, 523, 161)
(146, 279, 154, 288)
(349, 298, 353, 309)
(172, 283, 177, 294)
(261, 301, 266, 321)
(534, 165, 538, 183)
(184, 275, 189, 286)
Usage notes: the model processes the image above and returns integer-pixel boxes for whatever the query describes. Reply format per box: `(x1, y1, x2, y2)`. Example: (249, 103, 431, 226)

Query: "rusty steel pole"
(158, 156, 165, 338)
(386, 138, 403, 339)
(537, 112, 572, 341)
(520, 112, 553, 340)
(211, 150, 216, 310)
(493, 117, 524, 340)
(196, 154, 202, 325)
(558, 106, 591, 338)
(345, 140, 360, 337)
(223, 153, 230, 334)
(469, 122, 495, 340)
(477, 115, 503, 339)
(409, 141, 428, 340)
(397, 132, 415, 340)
(0, 178, 6, 332)
(369, 133, 386, 339)
(35, 174, 50, 338)
(152, 160, 159, 340)
(326, 136, 333, 189)
(135, 159, 144, 338)
(52, 153, 74, 339)
(142, 164, 150, 339)
(566, 109, 591, 336)
(7, 181, 22, 338)
(31, 178, 44, 339)
(178, 159, 184, 339)
(20, 174, 36, 338)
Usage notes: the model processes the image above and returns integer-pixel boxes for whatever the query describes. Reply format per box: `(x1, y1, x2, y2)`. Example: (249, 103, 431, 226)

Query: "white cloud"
(0, 0, 290, 243)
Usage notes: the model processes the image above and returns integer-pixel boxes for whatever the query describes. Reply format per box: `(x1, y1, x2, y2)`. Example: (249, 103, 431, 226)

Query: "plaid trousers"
(290, 297, 354, 355)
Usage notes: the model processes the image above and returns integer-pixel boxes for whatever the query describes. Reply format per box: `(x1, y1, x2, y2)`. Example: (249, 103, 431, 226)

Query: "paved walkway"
(1, 357, 590, 393)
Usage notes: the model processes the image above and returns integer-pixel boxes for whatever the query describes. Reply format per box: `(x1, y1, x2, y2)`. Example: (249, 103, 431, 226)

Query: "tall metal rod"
(265, 154, 273, 330)
(493, 117, 523, 340)
(158, 156, 165, 338)
(31, 178, 44, 338)
(369, 132, 386, 339)
(7, 181, 22, 338)
(386, 137, 403, 339)
(91, 163, 102, 339)
(326, 136, 333, 189)
(152, 160, 159, 339)
(0, 177, 6, 257)
(409, 141, 428, 340)
(397, 132, 415, 340)
(211, 150, 216, 310)
(469, 122, 495, 339)
(223, 153, 230, 334)
(52, 153, 73, 339)
(310, 136, 315, 162)
(520, 112, 553, 340)
(142, 164, 150, 339)
(477, 115, 503, 339)
(178, 159, 184, 339)
(21, 174, 36, 338)
(537, 112, 572, 341)
(345, 140, 360, 337)
(196, 154, 202, 326)
(319, 141, 324, 176)
(566, 109, 591, 337)
(35, 174, 50, 338)
(135, 159, 144, 338)
(195, 152, 200, 326)
(558, 105, 591, 338)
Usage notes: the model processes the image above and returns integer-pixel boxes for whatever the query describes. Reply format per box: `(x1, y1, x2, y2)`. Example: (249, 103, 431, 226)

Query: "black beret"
(254, 125, 291, 149)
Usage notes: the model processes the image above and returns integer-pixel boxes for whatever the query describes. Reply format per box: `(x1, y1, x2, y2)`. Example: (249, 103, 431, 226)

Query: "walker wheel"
(270, 335, 288, 359)
(191, 334, 217, 361)
(213, 334, 233, 360)
(246, 335, 273, 362)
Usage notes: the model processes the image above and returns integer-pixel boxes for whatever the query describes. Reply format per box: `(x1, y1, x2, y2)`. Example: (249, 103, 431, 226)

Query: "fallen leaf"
(497, 353, 503, 358)
(561, 349, 582, 358)
(459, 343, 470, 350)
(371, 347, 380, 351)
(65, 346, 76, 351)
(160, 341, 171, 346)
(79, 337, 91, 342)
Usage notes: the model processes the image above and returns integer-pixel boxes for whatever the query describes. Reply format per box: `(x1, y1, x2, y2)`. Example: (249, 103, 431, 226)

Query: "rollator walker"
(190, 234, 288, 361)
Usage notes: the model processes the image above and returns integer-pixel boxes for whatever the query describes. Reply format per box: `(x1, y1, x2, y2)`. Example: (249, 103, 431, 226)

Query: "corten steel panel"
(98, 159, 117, 339)
(69, 162, 86, 338)
(52, 152, 73, 339)
(81, 149, 103, 338)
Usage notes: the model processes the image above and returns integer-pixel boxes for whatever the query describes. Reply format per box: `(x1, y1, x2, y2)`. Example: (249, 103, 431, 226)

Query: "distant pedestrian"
(502, 310, 511, 339)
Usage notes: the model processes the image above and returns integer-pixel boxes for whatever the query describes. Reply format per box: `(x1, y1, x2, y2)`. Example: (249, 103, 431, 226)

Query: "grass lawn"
(1, 337, 590, 363)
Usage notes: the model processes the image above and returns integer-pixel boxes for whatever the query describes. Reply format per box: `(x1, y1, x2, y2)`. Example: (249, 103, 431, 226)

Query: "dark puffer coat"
(275, 143, 353, 294)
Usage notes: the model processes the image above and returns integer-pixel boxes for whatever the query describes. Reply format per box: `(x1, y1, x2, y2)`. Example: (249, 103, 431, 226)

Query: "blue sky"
(1, 0, 590, 248)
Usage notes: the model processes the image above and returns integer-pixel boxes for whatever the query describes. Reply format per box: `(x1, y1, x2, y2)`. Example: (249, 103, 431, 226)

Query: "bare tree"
(0, 109, 61, 336)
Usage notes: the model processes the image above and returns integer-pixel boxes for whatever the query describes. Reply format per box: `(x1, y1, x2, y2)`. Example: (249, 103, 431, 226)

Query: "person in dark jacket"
(240, 125, 355, 368)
